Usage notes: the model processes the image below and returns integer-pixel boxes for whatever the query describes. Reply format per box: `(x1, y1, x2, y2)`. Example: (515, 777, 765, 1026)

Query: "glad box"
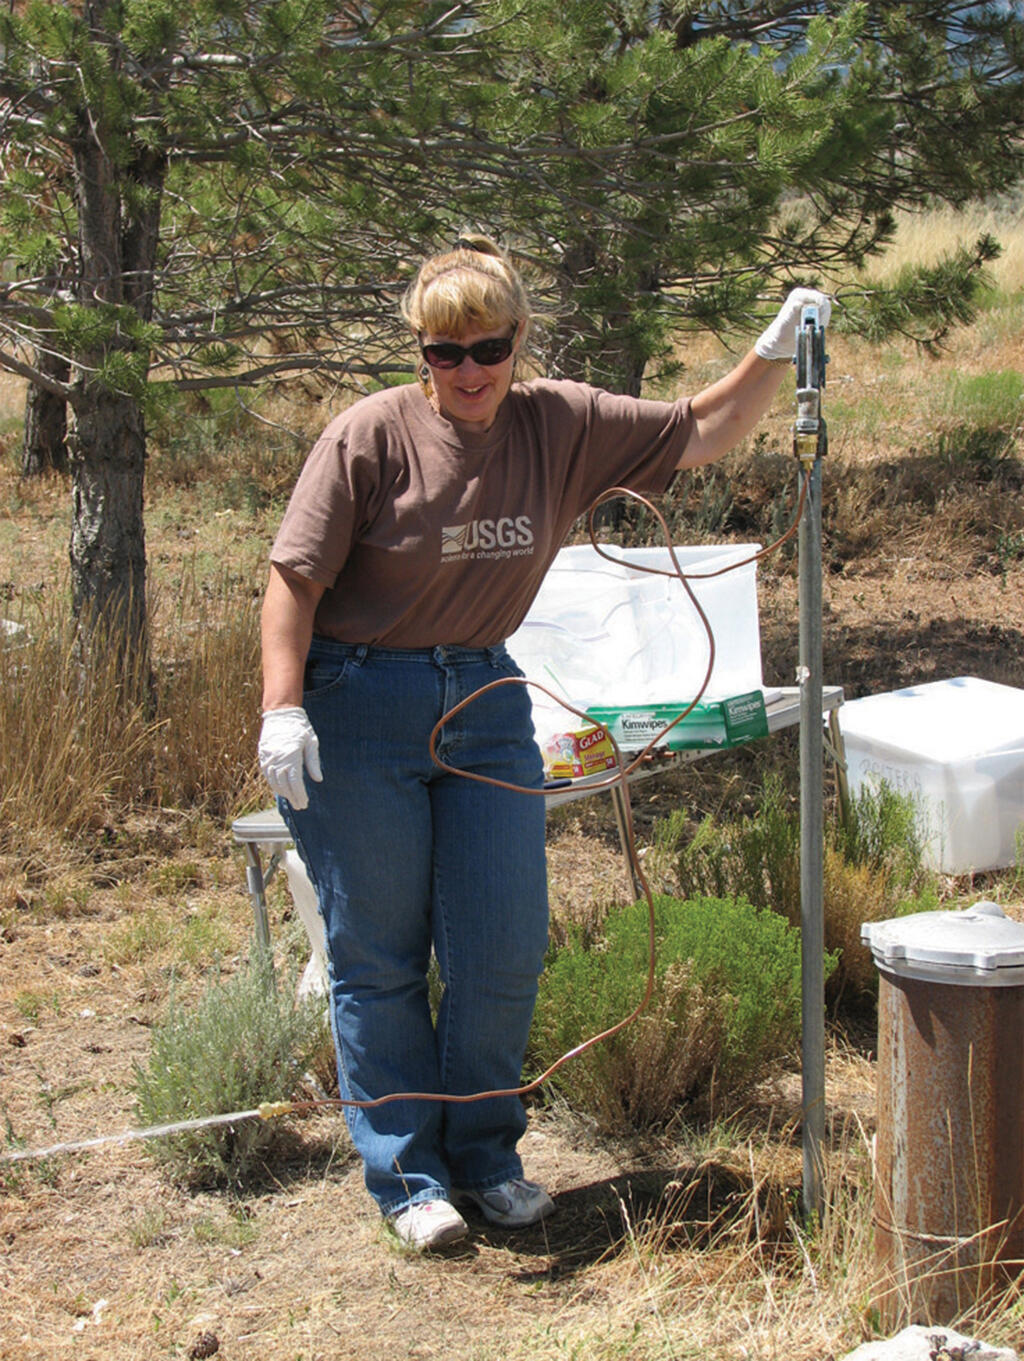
(841, 676, 1024, 874)
(507, 541, 764, 752)
(542, 725, 618, 779)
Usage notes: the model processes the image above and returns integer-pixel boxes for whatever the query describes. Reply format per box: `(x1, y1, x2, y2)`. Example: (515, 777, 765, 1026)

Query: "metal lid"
(862, 901, 1024, 986)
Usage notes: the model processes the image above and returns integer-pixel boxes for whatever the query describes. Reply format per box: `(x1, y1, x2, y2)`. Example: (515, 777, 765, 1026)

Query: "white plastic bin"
(282, 849, 329, 999)
(842, 676, 1024, 874)
(506, 542, 764, 750)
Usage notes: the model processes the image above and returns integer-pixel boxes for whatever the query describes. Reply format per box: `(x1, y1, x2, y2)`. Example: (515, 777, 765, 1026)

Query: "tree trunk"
(65, 25, 165, 683)
(552, 241, 656, 531)
(551, 238, 653, 396)
(67, 382, 148, 679)
(22, 352, 70, 476)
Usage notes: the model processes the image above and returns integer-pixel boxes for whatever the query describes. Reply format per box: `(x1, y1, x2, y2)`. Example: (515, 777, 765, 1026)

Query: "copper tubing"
(307, 479, 810, 1113)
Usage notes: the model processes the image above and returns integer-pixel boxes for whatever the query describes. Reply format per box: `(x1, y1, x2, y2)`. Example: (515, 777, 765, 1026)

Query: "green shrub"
(946, 369, 1024, 432)
(133, 952, 328, 1187)
(821, 847, 935, 1003)
(835, 779, 926, 888)
(659, 777, 936, 1010)
(673, 774, 801, 923)
(827, 781, 938, 1003)
(936, 422, 1017, 475)
(529, 894, 828, 1131)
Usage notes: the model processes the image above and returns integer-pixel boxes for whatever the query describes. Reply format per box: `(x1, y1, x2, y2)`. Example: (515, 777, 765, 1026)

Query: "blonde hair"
(401, 234, 532, 346)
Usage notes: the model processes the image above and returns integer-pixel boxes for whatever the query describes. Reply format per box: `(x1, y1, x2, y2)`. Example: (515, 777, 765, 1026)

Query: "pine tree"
(1, 1, 1022, 674)
(481, 0, 1024, 392)
(0, 0, 483, 668)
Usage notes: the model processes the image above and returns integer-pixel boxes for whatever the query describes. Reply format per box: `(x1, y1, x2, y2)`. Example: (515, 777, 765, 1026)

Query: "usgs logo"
(441, 516, 535, 557)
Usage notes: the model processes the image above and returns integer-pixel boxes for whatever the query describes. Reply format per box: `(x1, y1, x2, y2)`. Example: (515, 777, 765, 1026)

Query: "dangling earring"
(418, 363, 440, 414)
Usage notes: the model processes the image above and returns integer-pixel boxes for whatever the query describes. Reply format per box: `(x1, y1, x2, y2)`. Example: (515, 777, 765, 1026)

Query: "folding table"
(232, 684, 845, 953)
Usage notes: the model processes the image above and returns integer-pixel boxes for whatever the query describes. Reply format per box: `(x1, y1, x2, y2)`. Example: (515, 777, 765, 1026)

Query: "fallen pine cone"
(188, 1331, 220, 1359)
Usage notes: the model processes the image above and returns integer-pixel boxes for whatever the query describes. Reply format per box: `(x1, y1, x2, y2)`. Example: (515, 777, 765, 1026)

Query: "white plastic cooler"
(842, 676, 1024, 874)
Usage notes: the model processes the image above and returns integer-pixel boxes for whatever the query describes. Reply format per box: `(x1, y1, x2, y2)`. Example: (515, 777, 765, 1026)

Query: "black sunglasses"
(419, 330, 516, 370)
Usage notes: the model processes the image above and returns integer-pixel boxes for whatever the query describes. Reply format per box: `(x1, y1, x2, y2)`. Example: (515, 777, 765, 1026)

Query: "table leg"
(827, 708, 852, 835)
(241, 841, 272, 952)
(609, 782, 644, 900)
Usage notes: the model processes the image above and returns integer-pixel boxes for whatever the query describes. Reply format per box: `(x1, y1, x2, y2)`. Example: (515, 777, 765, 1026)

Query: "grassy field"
(0, 202, 1023, 1359)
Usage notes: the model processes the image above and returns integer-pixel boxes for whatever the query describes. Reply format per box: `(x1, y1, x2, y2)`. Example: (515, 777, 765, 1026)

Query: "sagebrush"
(529, 893, 830, 1130)
(657, 775, 937, 1005)
(133, 951, 329, 1188)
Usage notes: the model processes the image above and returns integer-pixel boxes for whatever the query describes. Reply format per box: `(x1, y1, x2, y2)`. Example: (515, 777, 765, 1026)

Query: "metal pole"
(799, 456, 825, 1218)
(795, 312, 827, 1220)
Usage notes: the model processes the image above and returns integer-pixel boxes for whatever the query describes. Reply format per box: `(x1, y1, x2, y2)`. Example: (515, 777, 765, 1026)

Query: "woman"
(259, 236, 829, 1251)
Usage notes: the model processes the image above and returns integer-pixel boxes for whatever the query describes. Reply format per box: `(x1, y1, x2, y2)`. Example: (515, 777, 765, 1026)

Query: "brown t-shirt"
(271, 378, 693, 647)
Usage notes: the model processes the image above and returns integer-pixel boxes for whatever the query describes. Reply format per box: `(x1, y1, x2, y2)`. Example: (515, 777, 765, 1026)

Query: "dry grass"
(544, 816, 634, 946)
(0, 1020, 891, 1361)
(533, 1130, 873, 1361)
(1, 204, 1024, 1357)
(867, 201, 1024, 294)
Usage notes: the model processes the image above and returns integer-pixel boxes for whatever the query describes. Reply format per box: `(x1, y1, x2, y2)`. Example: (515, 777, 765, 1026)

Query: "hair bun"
(451, 232, 501, 259)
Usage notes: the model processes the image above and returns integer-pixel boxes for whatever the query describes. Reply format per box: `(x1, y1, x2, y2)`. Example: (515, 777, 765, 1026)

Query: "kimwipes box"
(587, 690, 769, 753)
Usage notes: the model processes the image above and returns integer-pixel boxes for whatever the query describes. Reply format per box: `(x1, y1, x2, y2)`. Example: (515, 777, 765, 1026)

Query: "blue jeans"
(280, 637, 549, 1217)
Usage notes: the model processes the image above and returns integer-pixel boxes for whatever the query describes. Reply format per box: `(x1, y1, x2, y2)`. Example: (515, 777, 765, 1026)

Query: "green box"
(586, 690, 768, 753)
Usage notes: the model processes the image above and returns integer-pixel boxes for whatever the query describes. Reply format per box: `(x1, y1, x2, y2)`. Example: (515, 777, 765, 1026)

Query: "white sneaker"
(389, 1199, 468, 1251)
(455, 1178, 556, 1228)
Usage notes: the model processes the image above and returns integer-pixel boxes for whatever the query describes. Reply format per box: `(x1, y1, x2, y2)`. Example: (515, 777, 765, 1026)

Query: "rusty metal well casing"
(867, 904, 1024, 1327)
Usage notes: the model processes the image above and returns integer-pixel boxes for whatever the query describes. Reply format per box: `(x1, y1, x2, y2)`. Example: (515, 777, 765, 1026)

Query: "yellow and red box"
(542, 724, 617, 780)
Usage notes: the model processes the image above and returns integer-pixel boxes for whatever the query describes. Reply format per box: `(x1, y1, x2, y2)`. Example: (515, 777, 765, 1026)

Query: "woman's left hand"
(754, 289, 833, 362)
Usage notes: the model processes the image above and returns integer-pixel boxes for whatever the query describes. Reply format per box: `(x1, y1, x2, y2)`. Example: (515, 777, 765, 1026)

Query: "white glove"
(754, 288, 833, 362)
(258, 707, 323, 811)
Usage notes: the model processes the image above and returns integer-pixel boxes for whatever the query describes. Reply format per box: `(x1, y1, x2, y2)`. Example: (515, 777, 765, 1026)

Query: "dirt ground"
(0, 877, 874, 1361)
